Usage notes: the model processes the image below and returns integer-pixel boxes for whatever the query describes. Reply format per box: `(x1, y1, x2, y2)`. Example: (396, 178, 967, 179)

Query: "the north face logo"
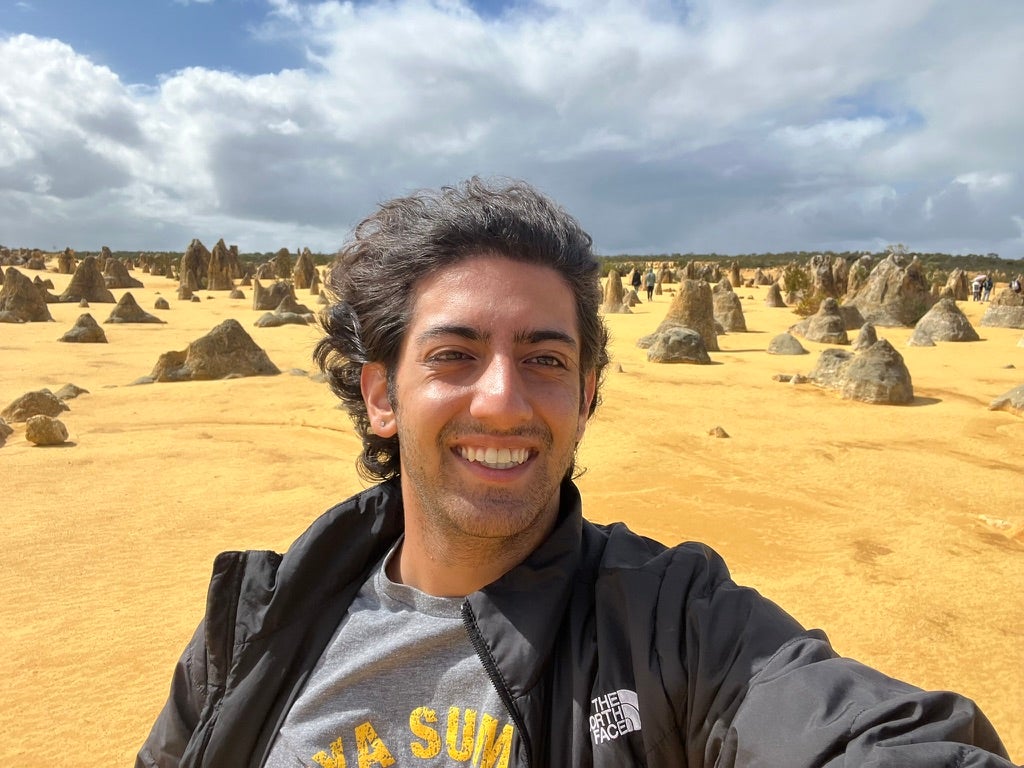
(589, 689, 642, 744)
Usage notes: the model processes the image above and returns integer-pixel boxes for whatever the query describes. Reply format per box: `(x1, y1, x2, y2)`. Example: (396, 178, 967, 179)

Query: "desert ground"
(2, 263, 1022, 765)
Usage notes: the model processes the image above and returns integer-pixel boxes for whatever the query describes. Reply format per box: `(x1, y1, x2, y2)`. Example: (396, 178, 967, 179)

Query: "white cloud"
(0, 0, 1022, 257)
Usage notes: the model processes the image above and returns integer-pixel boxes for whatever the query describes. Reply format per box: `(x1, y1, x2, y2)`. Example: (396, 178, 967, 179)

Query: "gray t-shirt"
(265, 541, 517, 767)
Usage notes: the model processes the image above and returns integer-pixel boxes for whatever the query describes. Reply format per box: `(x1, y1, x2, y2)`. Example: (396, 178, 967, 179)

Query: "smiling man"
(138, 178, 1015, 768)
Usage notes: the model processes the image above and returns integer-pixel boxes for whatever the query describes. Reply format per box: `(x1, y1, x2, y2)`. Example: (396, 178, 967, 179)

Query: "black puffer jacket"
(137, 479, 1014, 767)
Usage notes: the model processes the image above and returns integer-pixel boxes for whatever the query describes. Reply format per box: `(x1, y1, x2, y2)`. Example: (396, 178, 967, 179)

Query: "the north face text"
(589, 689, 642, 744)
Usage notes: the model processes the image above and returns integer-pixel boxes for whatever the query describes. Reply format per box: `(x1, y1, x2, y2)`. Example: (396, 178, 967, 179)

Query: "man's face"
(375, 255, 595, 546)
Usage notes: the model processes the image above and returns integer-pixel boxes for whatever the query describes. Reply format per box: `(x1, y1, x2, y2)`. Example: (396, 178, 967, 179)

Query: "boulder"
(229, 289, 245, 300)
(0, 418, 13, 446)
(154, 297, 170, 310)
(59, 256, 116, 303)
(254, 311, 309, 327)
(253, 279, 298, 311)
(979, 288, 1024, 329)
(843, 254, 934, 326)
(149, 318, 281, 382)
(59, 313, 108, 343)
(989, 384, 1024, 417)
(907, 298, 979, 346)
(809, 339, 914, 404)
(789, 297, 848, 344)
(766, 333, 807, 355)
(25, 415, 69, 446)
(1, 389, 70, 423)
(0, 267, 54, 322)
(656, 279, 719, 351)
(645, 327, 711, 364)
(713, 288, 747, 332)
(763, 282, 786, 308)
(54, 383, 89, 400)
(105, 292, 165, 324)
(103, 258, 144, 289)
(177, 285, 193, 301)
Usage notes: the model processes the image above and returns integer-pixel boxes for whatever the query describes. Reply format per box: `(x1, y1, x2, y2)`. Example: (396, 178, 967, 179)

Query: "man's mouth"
(458, 446, 530, 470)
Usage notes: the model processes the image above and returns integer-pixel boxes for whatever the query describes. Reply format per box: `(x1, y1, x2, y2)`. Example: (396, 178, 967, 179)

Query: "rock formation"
(293, 248, 317, 290)
(907, 298, 979, 346)
(103, 258, 143, 289)
(2, 389, 70, 423)
(766, 333, 807, 355)
(149, 319, 281, 382)
(272, 248, 292, 279)
(57, 249, 76, 274)
(989, 384, 1024, 417)
(843, 254, 934, 326)
(600, 270, 630, 314)
(207, 239, 236, 291)
(945, 268, 970, 302)
(0, 267, 54, 322)
(54, 383, 89, 400)
(59, 313, 108, 343)
(809, 339, 914, 404)
(979, 288, 1024, 329)
(789, 297, 848, 344)
(645, 327, 711, 364)
(809, 254, 838, 298)
(154, 297, 170, 310)
(254, 311, 309, 327)
(712, 280, 747, 332)
(655, 279, 718, 351)
(851, 323, 878, 351)
(59, 256, 116, 303)
(250, 279, 293, 311)
(0, 418, 12, 446)
(105, 292, 165, 324)
(763, 282, 786, 308)
(180, 239, 210, 291)
(25, 415, 69, 446)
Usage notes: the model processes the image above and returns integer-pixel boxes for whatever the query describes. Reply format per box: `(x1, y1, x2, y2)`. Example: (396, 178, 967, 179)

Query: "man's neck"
(387, 512, 558, 597)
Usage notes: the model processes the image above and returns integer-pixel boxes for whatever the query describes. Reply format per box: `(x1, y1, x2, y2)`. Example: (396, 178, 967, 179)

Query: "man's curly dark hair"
(314, 177, 609, 482)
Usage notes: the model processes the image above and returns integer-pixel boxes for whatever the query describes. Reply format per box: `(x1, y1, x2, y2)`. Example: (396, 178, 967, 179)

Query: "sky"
(1, 0, 1022, 258)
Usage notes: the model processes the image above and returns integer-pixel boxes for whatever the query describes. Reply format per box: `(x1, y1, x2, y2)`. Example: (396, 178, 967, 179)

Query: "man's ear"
(361, 362, 396, 438)
(576, 369, 597, 442)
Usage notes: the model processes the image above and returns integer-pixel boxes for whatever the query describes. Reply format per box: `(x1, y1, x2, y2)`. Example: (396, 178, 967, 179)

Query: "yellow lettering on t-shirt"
(446, 706, 477, 761)
(354, 721, 395, 768)
(471, 714, 514, 768)
(312, 736, 346, 768)
(409, 706, 442, 758)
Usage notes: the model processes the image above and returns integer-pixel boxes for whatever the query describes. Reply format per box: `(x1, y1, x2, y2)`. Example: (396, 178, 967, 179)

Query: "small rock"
(25, 414, 69, 445)
(708, 426, 729, 438)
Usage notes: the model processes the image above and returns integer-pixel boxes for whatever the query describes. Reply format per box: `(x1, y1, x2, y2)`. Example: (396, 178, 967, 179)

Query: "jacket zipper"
(462, 601, 533, 768)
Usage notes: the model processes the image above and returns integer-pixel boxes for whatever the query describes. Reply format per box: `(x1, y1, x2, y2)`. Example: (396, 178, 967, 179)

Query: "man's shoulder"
(581, 518, 733, 591)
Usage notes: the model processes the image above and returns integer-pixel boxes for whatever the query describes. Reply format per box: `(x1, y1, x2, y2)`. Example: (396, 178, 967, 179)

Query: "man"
(138, 178, 1015, 767)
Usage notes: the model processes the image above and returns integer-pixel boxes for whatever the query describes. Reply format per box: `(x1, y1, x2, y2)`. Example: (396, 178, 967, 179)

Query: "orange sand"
(2, 266, 1022, 765)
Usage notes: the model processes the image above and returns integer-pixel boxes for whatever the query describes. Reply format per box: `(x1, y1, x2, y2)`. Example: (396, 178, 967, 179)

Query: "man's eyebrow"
(413, 325, 577, 349)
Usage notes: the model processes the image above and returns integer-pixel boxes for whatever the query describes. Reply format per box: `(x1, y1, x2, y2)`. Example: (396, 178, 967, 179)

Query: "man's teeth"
(459, 446, 529, 469)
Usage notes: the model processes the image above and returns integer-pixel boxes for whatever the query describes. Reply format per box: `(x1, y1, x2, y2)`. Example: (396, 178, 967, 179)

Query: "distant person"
(973, 278, 984, 302)
(644, 267, 656, 300)
(1011, 277, 1022, 294)
(631, 266, 642, 296)
(138, 178, 1016, 767)
(982, 276, 994, 301)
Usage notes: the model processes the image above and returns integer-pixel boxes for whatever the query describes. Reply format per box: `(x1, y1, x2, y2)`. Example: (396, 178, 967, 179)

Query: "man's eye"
(428, 350, 470, 362)
(531, 355, 565, 367)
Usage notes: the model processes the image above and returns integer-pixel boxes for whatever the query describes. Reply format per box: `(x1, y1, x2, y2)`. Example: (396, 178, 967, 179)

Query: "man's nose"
(469, 356, 533, 426)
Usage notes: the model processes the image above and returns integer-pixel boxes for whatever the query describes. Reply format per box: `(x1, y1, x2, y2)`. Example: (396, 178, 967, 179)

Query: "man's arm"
(714, 626, 1015, 766)
(136, 622, 209, 768)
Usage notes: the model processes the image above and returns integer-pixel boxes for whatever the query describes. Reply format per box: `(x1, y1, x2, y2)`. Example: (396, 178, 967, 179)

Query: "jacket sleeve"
(135, 621, 209, 768)
(721, 633, 1016, 767)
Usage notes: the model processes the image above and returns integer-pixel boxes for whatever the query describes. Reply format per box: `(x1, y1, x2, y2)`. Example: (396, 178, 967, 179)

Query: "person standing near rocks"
(137, 178, 1016, 768)
(631, 265, 643, 296)
(644, 267, 656, 301)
